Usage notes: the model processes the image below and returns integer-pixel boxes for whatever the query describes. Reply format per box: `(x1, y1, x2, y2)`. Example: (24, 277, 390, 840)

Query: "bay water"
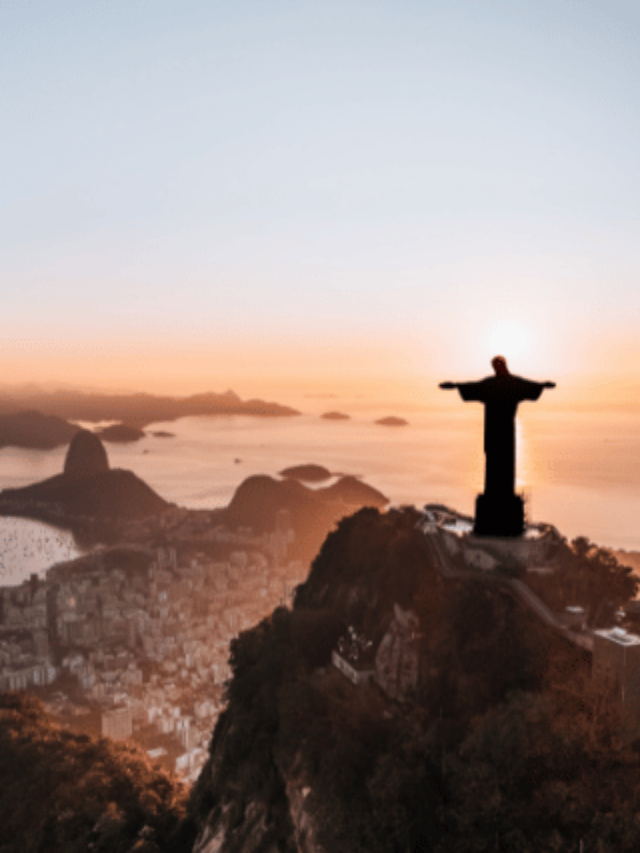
(0, 400, 638, 585)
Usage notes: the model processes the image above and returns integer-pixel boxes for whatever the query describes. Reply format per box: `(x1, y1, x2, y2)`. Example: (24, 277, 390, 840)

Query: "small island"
(279, 464, 333, 483)
(95, 424, 146, 443)
(321, 411, 350, 421)
(151, 430, 175, 439)
(375, 416, 409, 427)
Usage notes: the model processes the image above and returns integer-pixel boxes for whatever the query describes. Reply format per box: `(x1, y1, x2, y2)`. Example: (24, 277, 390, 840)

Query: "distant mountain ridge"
(0, 410, 80, 449)
(0, 388, 300, 428)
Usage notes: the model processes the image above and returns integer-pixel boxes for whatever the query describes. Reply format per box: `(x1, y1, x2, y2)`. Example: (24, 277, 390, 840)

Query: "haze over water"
(0, 397, 638, 584)
(2, 0, 640, 576)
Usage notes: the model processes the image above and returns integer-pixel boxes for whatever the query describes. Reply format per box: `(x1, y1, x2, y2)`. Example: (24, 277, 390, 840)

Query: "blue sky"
(2, 0, 640, 396)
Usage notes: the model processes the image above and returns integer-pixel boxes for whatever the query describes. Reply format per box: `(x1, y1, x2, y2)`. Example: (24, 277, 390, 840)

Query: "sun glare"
(485, 321, 531, 362)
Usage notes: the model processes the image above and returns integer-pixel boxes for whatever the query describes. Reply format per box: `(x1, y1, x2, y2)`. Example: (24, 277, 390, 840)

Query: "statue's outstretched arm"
(543, 381, 556, 389)
(439, 382, 458, 390)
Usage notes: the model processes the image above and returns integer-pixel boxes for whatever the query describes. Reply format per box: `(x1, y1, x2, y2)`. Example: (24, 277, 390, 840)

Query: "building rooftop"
(594, 627, 640, 646)
(422, 505, 548, 541)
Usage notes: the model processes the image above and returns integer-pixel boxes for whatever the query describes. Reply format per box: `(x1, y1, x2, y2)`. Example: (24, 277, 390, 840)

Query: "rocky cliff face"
(374, 603, 420, 701)
(64, 428, 110, 477)
(187, 507, 549, 853)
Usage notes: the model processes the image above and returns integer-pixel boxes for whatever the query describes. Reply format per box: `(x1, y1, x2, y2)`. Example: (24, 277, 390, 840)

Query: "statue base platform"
(473, 493, 525, 538)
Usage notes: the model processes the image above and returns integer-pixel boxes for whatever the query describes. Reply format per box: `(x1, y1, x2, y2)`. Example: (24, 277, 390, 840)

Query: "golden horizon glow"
(2, 318, 640, 412)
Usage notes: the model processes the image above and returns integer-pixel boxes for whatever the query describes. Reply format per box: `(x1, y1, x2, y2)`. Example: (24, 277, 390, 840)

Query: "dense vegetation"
(4, 508, 639, 852)
(189, 508, 640, 853)
(0, 692, 196, 853)
(524, 534, 639, 625)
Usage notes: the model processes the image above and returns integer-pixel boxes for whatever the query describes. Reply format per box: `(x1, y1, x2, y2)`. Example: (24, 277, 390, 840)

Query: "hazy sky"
(2, 0, 640, 400)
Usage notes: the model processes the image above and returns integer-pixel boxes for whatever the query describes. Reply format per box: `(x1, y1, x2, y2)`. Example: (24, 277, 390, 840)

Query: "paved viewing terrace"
(417, 505, 595, 653)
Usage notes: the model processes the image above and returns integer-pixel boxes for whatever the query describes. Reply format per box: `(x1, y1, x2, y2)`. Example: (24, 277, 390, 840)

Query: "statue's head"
(491, 355, 510, 376)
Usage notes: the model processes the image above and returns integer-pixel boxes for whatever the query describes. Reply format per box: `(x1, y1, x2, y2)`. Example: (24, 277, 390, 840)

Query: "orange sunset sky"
(2, 1, 640, 411)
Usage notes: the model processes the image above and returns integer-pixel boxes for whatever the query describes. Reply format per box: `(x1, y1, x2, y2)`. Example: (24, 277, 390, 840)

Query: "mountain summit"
(0, 430, 169, 522)
(64, 428, 110, 477)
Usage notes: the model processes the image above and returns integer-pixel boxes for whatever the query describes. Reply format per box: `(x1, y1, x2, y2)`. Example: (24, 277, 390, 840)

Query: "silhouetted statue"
(440, 356, 555, 536)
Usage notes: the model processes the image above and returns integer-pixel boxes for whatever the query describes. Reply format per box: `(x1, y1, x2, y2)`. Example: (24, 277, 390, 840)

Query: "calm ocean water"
(0, 400, 638, 585)
(0, 517, 82, 586)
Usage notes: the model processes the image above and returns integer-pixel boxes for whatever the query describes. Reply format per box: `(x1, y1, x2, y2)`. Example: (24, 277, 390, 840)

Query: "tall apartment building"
(593, 627, 640, 740)
(33, 629, 49, 659)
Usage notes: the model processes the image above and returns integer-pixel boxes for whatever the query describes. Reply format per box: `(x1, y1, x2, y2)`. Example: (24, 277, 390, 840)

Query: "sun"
(484, 321, 531, 362)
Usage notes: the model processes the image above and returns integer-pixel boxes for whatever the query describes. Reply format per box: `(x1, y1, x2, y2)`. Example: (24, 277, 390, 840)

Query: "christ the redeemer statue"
(440, 356, 555, 537)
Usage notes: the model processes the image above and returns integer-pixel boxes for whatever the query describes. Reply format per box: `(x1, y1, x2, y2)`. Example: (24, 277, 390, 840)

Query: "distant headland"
(0, 389, 299, 450)
(0, 429, 171, 539)
(0, 428, 389, 561)
(0, 410, 80, 450)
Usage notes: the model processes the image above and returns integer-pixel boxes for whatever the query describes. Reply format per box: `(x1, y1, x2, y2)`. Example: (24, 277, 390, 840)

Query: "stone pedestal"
(474, 493, 525, 537)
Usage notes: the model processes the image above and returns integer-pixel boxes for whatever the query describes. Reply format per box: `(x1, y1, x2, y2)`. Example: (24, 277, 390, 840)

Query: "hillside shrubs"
(0, 692, 194, 853)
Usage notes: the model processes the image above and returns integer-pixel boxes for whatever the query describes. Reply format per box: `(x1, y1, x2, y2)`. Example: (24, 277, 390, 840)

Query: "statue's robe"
(456, 374, 545, 498)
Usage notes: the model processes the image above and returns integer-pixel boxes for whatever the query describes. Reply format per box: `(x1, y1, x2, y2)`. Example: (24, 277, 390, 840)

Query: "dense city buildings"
(102, 704, 133, 740)
(0, 518, 304, 783)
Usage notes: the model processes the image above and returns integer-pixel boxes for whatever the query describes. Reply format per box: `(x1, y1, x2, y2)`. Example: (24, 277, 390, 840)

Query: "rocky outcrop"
(0, 429, 169, 522)
(374, 603, 420, 701)
(219, 475, 388, 563)
(224, 475, 326, 533)
(284, 761, 324, 853)
(64, 429, 110, 477)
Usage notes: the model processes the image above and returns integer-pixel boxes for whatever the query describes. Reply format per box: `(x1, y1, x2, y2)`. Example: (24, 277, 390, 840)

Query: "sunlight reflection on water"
(0, 405, 638, 572)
